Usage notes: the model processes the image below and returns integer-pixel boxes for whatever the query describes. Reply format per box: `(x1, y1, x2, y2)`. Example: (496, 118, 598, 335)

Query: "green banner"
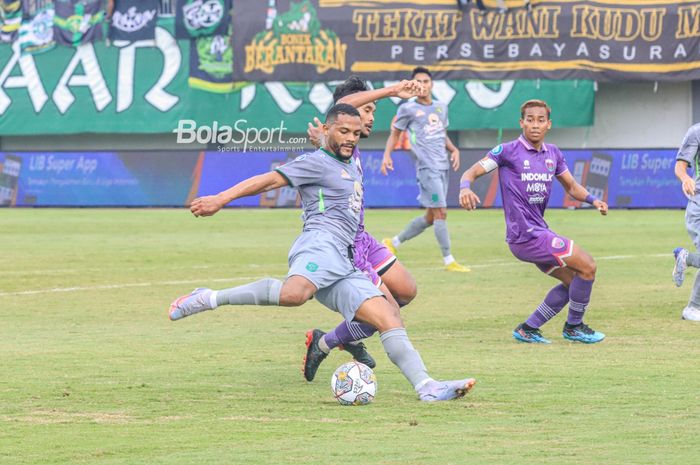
(0, 20, 594, 136)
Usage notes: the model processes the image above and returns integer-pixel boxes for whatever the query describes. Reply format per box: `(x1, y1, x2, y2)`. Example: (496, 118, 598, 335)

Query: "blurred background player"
(169, 103, 476, 402)
(380, 67, 470, 272)
(458, 99, 608, 344)
(303, 76, 424, 381)
(672, 122, 700, 321)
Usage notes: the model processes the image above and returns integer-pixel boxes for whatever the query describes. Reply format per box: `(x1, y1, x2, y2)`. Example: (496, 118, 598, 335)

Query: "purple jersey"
(487, 135, 569, 244)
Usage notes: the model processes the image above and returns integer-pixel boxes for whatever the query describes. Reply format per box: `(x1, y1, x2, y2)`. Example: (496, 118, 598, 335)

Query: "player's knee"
(395, 280, 417, 306)
(279, 286, 313, 307)
(580, 257, 597, 280)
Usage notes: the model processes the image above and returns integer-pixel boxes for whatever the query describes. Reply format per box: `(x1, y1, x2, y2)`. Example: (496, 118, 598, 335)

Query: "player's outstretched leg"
(355, 297, 476, 402)
(433, 216, 470, 273)
(169, 276, 313, 321)
(563, 277, 605, 344)
(302, 321, 377, 382)
(512, 283, 569, 344)
(385, 215, 431, 255)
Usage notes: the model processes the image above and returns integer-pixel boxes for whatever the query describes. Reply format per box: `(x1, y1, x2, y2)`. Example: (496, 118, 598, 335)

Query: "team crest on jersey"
(545, 159, 555, 172)
(551, 238, 565, 249)
(490, 144, 503, 156)
(340, 169, 351, 179)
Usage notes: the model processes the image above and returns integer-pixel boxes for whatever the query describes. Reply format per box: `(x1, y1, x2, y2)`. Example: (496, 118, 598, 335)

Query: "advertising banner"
(233, 0, 700, 82)
(0, 148, 687, 208)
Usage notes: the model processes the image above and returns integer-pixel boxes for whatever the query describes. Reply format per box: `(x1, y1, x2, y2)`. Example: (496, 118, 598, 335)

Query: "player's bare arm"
(191, 171, 288, 217)
(381, 126, 402, 175)
(556, 170, 608, 215)
(674, 160, 696, 197)
(458, 159, 492, 210)
(337, 80, 424, 108)
(445, 135, 460, 171)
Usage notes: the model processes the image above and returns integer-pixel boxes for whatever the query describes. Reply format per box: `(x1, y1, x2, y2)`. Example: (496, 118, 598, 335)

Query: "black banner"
(233, 0, 700, 82)
(109, 0, 158, 42)
(175, 0, 230, 39)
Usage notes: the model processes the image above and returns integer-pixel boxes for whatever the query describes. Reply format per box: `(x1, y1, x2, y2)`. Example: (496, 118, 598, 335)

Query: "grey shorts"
(416, 168, 449, 208)
(686, 200, 700, 249)
(287, 230, 383, 321)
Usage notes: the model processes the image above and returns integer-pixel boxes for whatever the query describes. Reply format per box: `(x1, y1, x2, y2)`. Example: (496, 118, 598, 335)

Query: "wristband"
(460, 180, 471, 190)
(585, 194, 598, 205)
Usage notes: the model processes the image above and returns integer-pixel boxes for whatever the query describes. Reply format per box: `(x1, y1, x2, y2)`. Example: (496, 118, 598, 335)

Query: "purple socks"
(567, 276, 594, 325)
(525, 284, 569, 328)
(323, 320, 377, 349)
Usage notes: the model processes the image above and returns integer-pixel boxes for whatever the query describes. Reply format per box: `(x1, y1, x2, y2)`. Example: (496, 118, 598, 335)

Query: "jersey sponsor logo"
(305, 262, 319, 272)
(348, 181, 363, 215)
(520, 172, 553, 182)
(422, 113, 445, 136)
(551, 237, 565, 249)
(545, 159, 555, 172)
(528, 193, 546, 204)
(340, 168, 351, 179)
(523, 160, 530, 169)
(490, 144, 503, 156)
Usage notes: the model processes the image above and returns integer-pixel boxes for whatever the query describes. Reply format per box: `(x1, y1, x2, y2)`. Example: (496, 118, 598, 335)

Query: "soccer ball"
(331, 361, 377, 406)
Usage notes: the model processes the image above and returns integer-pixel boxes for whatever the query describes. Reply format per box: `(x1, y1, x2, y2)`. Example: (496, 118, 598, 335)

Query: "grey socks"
(397, 216, 431, 243)
(380, 328, 430, 389)
(215, 278, 283, 307)
(433, 219, 451, 257)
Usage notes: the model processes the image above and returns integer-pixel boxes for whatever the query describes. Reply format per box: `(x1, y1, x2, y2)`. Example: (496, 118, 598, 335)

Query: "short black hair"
(325, 103, 360, 124)
(333, 75, 369, 103)
(411, 66, 432, 79)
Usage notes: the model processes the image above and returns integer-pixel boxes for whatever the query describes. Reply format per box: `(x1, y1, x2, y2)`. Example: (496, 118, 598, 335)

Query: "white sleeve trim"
(479, 157, 498, 173)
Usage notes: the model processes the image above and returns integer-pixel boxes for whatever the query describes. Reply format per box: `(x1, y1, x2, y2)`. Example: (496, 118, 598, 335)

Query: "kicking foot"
(340, 342, 376, 369)
(303, 329, 328, 382)
(512, 323, 551, 344)
(562, 322, 605, 343)
(169, 288, 213, 321)
(418, 378, 476, 402)
(673, 247, 689, 287)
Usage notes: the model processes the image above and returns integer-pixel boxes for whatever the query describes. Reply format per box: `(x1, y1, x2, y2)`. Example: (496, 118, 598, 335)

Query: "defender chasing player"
(169, 103, 476, 401)
(459, 99, 608, 344)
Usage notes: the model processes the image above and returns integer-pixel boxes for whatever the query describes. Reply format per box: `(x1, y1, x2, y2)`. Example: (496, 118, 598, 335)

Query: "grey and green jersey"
(677, 123, 700, 202)
(275, 148, 364, 247)
(393, 99, 450, 171)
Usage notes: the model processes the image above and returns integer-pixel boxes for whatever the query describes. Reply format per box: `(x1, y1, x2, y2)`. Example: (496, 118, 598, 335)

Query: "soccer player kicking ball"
(169, 104, 476, 401)
(381, 67, 470, 272)
(672, 122, 700, 321)
(458, 99, 608, 344)
(303, 77, 423, 382)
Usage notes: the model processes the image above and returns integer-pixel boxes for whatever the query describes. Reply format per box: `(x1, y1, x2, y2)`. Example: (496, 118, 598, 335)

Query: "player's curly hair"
(333, 75, 369, 103)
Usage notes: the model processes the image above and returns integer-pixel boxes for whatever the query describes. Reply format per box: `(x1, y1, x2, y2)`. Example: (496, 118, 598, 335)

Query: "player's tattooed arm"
(458, 161, 489, 210)
(556, 170, 608, 215)
(381, 126, 403, 176)
(445, 135, 460, 171)
(190, 172, 288, 217)
(337, 80, 425, 108)
(675, 160, 696, 197)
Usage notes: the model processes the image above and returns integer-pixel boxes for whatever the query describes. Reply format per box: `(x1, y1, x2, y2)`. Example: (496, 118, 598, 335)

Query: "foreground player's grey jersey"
(276, 148, 364, 247)
(393, 100, 450, 171)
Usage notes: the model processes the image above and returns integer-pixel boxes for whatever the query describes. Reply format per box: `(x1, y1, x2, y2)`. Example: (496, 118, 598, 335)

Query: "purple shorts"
(508, 229, 574, 275)
(354, 230, 397, 286)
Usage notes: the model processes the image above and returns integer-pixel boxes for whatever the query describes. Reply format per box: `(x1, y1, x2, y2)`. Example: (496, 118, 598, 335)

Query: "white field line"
(0, 253, 673, 297)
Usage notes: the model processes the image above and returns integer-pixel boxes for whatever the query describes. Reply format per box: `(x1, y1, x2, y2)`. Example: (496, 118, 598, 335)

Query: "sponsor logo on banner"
(545, 159, 555, 172)
(112, 7, 157, 33)
(551, 237, 565, 249)
(244, 0, 347, 75)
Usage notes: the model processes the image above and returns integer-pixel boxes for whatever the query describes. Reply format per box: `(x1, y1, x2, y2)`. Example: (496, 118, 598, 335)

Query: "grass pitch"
(1, 208, 699, 465)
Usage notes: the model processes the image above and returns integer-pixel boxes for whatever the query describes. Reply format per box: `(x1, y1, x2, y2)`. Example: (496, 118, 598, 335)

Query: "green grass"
(1, 208, 699, 465)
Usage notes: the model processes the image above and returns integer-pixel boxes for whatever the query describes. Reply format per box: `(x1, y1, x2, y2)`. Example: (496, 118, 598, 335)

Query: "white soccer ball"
(330, 361, 377, 406)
